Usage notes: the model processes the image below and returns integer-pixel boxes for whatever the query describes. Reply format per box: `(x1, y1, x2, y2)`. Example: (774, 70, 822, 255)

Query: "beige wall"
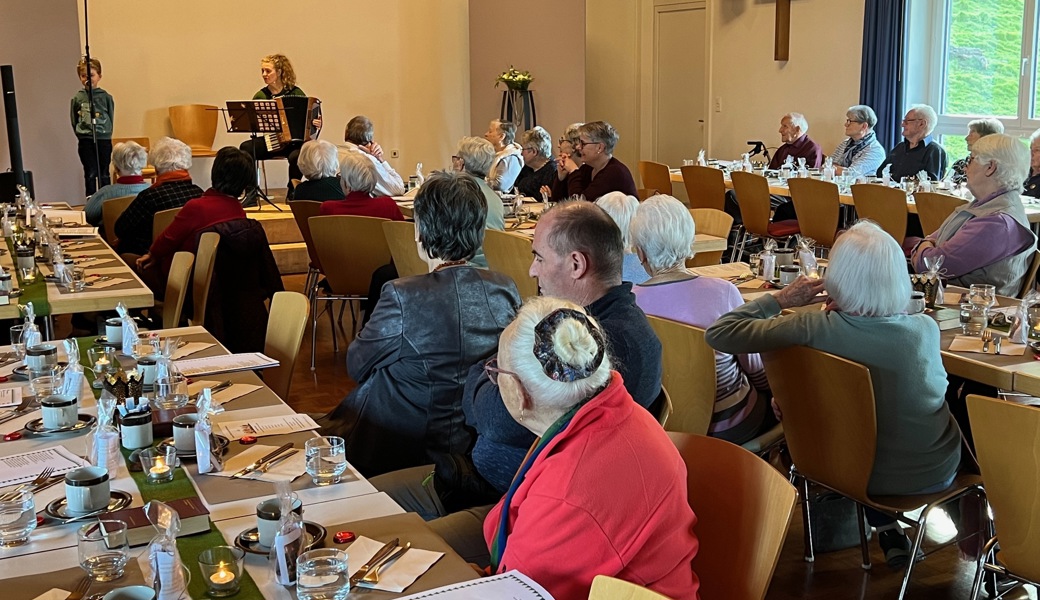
(469, 1, 585, 146)
(0, 0, 83, 203)
(77, 0, 470, 189)
(586, 0, 644, 171)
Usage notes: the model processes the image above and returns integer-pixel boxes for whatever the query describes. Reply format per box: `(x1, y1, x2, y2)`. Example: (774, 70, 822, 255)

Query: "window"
(905, 0, 1040, 163)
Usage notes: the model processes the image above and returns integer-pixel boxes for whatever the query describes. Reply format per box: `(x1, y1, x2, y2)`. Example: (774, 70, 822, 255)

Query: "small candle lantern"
(198, 546, 245, 597)
(138, 446, 176, 483)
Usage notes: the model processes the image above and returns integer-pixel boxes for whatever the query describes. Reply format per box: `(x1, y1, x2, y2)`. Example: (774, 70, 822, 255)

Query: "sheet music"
(0, 446, 90, 487)
(396, 571, 555, 600)
(217, 413, 319, 440)
(174, 352, 279, 377)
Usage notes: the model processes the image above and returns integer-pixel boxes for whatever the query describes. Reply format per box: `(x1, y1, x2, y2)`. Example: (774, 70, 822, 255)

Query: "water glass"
(0, 490, 36, 547)
(305, 436, 347, 486)
(968, 284, 996, 309)
(9, 324, 25, 359)
(78, 520, 129, 581)
(154, 372, 189, 409)
(960, 302, 987, 336)
(198, 546, 245, 597)
(68, 266, 86, 292)
(1028, 306, 1040, 341)
(297, 548, 350, 600)
(29, 368, 63, 398)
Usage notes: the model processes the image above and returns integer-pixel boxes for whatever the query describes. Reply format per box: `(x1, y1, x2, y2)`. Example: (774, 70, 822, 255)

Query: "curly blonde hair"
(261, 54, 296, 89)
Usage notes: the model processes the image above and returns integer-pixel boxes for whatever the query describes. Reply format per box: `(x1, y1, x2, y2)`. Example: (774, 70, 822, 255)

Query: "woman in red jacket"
(318, 151, 404, 220)
(483, 296, 699, 600)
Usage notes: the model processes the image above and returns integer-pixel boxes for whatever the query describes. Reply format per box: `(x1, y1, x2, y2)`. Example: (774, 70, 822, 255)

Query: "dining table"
(0, 326, 478, 599)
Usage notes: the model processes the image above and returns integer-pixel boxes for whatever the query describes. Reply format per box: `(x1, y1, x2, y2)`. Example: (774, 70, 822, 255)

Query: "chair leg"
(856, 503, 872, 570)
(969, 537, 999, 600)
(729, 225, 744, 263)
(310, 295, 319, 371)
(800, 476, 815, 563)
(897, 504, 934, 600)
(328, 300, 339, 354)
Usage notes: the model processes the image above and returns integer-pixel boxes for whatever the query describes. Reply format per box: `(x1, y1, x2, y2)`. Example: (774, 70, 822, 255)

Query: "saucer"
(156, 434, 230, 460)
(94, 336, 121, 348)
(45, 490, 132, 519)
(12, 362, 70, 380)
(24, 413, 96, 435)
(234, 521, 326, 555)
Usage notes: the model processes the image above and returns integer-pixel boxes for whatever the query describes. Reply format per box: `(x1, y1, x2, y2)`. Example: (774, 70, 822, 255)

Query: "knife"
(349, 538, 399, 585)
(190, 380, 233, 404)
(229, 443, 294, 479)
(256, 449, 299, 474)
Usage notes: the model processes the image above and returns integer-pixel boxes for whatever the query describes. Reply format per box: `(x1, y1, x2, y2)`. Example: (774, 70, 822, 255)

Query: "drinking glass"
(29, 368, 63, 398)
(960, 302, 987, 337)
(69, 266, 86, 292)
(154, 372, 189, 410)
(297, 548, 350, 600)
(78, 520, 129, 581)
(305, 436, 347, 486)
(968, 284, 996, 310)
(0, 490, 36, 547)
(9, 324, 25, 360)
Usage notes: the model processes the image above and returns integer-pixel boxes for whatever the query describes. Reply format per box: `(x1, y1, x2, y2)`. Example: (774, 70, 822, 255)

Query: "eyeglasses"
(451, 155, 461, 161)
(574, 138, 601, 149)
(901, 118, 924, 124)
(483, 357, 519, 386)
(845, 119, 864, 125)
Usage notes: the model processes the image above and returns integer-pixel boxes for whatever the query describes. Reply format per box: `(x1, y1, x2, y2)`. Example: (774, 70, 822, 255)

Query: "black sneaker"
(878, 529, 924, 570)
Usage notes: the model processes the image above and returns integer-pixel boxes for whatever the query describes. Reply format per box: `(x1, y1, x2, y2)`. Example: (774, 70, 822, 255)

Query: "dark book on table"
(106, 496, 211, 547)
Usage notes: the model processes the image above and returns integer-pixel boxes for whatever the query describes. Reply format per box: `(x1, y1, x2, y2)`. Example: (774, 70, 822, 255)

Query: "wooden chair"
(382, 220, 428, 278)
(111, 136, 156, 181)
(263, 291, 310, 401)
(788, 178, 841, 249)
(190, 232, 220, 327)
(1019, 250, 1040, 299)
(161, 251, 194, 329)
(966, 394, 1040, 598)
(679, 165, 726, 211)
(101, 194, 136, 248)
(589, 576, 673, 600)
(483, 229, 539, 299)
(151, 207, 182, 243)
(656, 386, 673, 427)
(168, 104, 218, 157)
(308, 215, 392, 369)
(638, 160, 673, 196)
(914, 191, 967, 237)
(729, 171, 798, 262)
(669, 432, 798, 600)
(851, 184, 908, 245)
(646, 316, 715, 435)
(687, 208, 733, 267)
(637, 188, 660, 201)
(289, 200, 324, 302)
(762, 345, 985, 600)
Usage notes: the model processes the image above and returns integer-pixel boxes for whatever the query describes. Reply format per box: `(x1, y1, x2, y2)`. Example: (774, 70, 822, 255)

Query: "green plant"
(495, 66, 533, 91)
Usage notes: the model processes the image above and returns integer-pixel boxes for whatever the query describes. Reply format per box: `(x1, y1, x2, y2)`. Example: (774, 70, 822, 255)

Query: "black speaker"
(1, 65, 28, 194)
(0, 170, 32, 203)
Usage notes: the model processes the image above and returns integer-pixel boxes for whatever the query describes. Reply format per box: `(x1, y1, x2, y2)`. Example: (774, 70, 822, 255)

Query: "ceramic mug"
(172, 414, 198, 453)
(105, 318, 123, 345)
(41, 394, 78, 430)
(779, 265, 800, 285)
(136, 355, 159, 386)
(774, 248, 796, 267)
(64, 466, 110, 514)
(102, 586, 157, 600)
(256, 496, 303, 548)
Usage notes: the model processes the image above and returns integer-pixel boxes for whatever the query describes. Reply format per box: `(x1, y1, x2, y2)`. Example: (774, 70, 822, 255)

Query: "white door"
(653, 2, 707, 168)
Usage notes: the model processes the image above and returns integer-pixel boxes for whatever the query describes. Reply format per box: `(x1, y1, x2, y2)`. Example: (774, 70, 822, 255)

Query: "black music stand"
(224, 100, 284, 212)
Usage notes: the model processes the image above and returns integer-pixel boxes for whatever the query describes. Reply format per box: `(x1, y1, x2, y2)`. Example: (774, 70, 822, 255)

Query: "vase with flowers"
(495, 66, 533, 91)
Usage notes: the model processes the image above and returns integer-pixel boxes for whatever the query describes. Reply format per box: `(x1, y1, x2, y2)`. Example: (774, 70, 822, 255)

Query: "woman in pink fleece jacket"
(481, 297, 699, 600)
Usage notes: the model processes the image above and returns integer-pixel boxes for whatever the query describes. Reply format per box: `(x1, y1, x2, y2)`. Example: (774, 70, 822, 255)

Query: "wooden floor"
(53, 272, 1036, 600)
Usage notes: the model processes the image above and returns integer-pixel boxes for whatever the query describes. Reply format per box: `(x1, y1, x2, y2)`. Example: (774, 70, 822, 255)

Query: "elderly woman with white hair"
(1025, 128, 1040, 198)
(631, 194, 773, 444)
(595, 192, 648, 284)
(452, 136, 505, 266)
(877, 104, 948, 180)
(948, 118, 1004, 185)
(561, 121, 638, 200)
(706, 220, 962, 568)
(911, 133, 1037, 296)
(291, 140, 344, 201)
(513, 126, 557, 198)
(85, 141, 150, 226)
(318, 151, 403, 220)
(113, 137, 203, 256)
(481, 296, 699, 600)
(484, 119, 524, 192)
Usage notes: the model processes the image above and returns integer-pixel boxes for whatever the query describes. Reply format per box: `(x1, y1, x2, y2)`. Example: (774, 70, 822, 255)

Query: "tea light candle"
(210, 563, 236, 586)
(199, 547, 244, 597)
(149, 458, 170, 477)
(139, 446, 176, 483)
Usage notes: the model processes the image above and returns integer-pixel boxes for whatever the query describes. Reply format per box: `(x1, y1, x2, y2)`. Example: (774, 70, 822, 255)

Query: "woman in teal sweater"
(705, 220, 962, 569)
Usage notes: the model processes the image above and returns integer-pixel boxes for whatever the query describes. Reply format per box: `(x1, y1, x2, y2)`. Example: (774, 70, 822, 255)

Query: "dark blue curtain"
(860, 0, 906, 151)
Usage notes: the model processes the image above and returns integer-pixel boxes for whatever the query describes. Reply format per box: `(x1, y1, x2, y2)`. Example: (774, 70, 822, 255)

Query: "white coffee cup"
(105, 318, 123, 345)
(779, 265, 800, 285)
(102, 586, 156, 600)
(172, 414, 198, 452)
(136, 355, 159, 386)
(256, 496, 303, 548)
(774, 248, 796, 267)
(41, 394, 78, 430)
(64, 466, 110, 514)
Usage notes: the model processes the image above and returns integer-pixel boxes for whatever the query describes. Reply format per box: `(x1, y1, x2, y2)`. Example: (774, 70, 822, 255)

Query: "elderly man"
(911, 134, 1036, 296)
(114, 137, 203, 257)
(877, 104, 948, 180)
(768, 113, 822, 169)
(85, 141, 150, 226)
(829, 105, 887, 176)
(344, 115, 406, 197)
(1026, 129, 1040, 198)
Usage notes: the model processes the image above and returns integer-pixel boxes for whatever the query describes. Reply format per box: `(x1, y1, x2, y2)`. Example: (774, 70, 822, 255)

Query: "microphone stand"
(82, 0, 101, 197)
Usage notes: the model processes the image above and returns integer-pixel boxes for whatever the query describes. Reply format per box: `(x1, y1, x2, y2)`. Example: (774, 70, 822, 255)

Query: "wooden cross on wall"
(775, 0, 790, 61)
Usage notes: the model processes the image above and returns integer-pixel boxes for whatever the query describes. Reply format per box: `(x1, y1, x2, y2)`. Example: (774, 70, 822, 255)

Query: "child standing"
(70, 57, 114, 196)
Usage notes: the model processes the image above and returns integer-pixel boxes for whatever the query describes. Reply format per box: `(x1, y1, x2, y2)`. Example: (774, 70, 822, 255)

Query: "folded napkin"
(86, 277, 131, 289)
(173, 342, 215, 360)
(85, 266, 132, 275)
(349, 535, 444, 593)
(205, 444, 305, 483)
(187, 380, 260, 405)
(31, 590, 68, 600)
(68, 249, 112, 257)
(737, 278, 768, 290)
(948, 334, 1027, 356)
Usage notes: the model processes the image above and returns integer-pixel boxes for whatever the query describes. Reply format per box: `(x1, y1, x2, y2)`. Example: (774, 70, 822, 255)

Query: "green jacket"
(70, 87, 114, 138)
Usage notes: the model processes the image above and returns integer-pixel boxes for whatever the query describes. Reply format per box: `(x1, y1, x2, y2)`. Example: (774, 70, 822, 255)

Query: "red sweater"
(318, 191, 405, 220)
(149, 188, 246, 262)
(484, 372, 699, 600)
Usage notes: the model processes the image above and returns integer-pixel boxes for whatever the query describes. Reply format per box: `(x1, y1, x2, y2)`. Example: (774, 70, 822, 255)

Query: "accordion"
(264, 96, 321, 152)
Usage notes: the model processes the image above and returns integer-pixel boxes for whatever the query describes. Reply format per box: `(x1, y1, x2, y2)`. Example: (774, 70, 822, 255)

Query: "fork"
(981, 329, 993, 353)
(0, 395, 39, 427)
(0, 466, 54, 501)
(362, 542, 412, 584)
(64, 575, 92, 600)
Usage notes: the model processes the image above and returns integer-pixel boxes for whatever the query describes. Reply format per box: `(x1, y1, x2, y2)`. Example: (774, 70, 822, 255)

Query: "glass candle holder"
(138, 446, 176, 484)
(198, 546, 245, 597)
(87, 345, 116, 389)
